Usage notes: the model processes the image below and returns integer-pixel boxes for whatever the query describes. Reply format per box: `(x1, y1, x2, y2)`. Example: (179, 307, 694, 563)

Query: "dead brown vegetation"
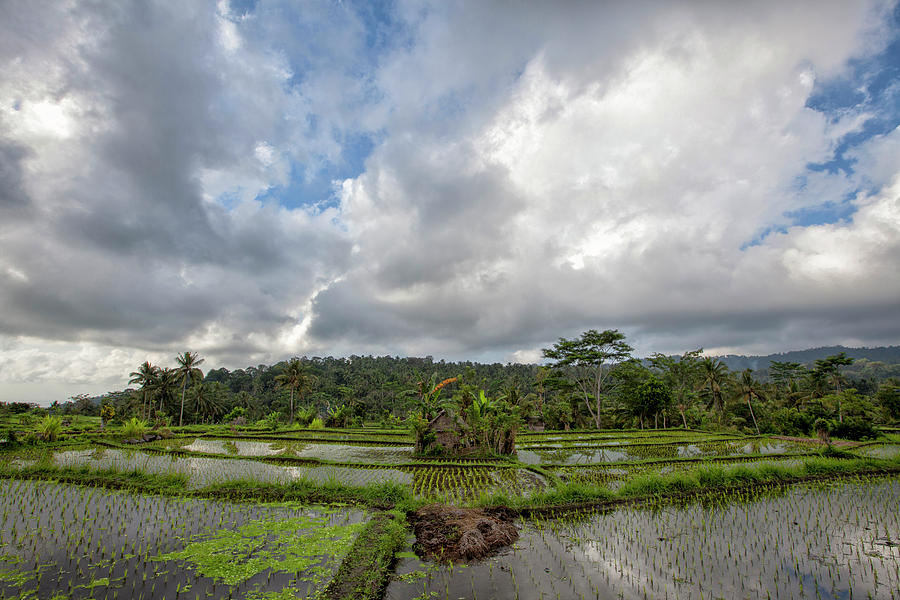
(411, 504, 518, 562)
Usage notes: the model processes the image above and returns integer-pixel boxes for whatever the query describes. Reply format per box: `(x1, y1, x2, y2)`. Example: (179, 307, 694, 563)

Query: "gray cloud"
(1, 0, 899, 403)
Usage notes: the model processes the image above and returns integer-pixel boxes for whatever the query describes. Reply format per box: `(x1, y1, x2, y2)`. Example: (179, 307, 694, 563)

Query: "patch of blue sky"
(228, 0, 258, 17)
(351, 0, 415, 55)
(741, 176, 861, 250)
(768, 6, 900, 242)
(258, 131, 377, 211)
(805, 5, 900, 178)
(229, 0, 406, 212)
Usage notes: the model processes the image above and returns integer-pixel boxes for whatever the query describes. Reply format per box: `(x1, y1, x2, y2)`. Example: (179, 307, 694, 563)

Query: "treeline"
(717, 345, 900, 372)
(48, 335, 900, 439)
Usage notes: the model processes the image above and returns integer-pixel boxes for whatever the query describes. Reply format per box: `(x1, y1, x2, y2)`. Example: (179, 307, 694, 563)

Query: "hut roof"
(428, 409, 463, 432)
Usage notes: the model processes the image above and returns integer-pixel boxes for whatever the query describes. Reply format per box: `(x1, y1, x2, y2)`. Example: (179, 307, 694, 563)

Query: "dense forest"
(41, 335, 900, 441)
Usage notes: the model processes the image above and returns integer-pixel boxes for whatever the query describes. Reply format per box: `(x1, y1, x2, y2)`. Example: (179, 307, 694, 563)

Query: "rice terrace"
(2, 338, 900, 600)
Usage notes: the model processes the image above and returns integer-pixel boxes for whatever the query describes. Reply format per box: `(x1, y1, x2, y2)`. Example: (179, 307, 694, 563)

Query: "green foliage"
(222, 406, 247, 423)
(543, 397, 574, 430)
(37, 415, 63, 441)
(175, 351, 205, 427)
(876, 380, 900, 421)
(322, 511, 409, 600)
(769, 407, 814, 436)
(274, 358, 312, 424)
(0, 428, 18, 446)
(256, 411, 281, 431)
(542, 329, 633, 428)
(121, 417, 148, 439)
(294, 404, 316, 426)
(308, 416, 324, 430)
(326, 403, 350, 428)
(99, 403, 115, 425)
(830, 417, 878, 441)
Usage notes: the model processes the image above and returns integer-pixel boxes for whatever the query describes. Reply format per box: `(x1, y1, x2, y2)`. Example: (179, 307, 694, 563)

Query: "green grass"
(0, 461, 189, 494)
(197, 477, 418, 510)
(322, 510, 408, 600)
(478, 454, 900, 512)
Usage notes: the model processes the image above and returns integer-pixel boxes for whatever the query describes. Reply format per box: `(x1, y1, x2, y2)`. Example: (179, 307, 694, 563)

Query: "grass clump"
(121, 417, 148, 439)
(37, 415, 63, 441)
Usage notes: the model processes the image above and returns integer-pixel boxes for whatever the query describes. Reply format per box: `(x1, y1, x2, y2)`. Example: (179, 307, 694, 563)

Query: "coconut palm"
(699, 358, 729, 423)
(190, 383, 223, 423)
(176, 351, 204, 427)
(275, 358, 312, 424)
(152, 367, 178, 421)
(129, 361, 159, 420)
(736, 369, 765, 434)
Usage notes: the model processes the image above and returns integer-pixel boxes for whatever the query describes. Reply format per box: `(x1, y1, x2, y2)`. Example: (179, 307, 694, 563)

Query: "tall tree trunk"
(179, 380, 187, 427)
(680, 407, 687, 429)
(289, 388, 295, 424)
(747, 396, 760, 434)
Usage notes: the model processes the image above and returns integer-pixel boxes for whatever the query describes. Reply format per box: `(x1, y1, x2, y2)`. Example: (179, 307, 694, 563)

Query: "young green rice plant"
(388, 478, 900, 600)
(0, 479, 370, 599)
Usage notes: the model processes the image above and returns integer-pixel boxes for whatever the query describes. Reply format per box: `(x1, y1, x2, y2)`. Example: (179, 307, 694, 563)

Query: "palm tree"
(274, 358, 311, 424)
(699, 358, 729, 423)
(736, 369, 765, 434)
(190, 383, 223, 423)
(129, 361, 159, 420)
(153, 367, 178, 421)
(176, 351, 204, 427)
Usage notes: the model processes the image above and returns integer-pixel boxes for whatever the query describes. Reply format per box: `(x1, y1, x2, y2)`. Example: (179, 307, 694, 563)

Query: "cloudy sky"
(2, 0, 900, 404)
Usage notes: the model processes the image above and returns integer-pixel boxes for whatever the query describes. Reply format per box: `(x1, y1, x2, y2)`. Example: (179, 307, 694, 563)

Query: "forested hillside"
(717, 346, 900, 372)
(41, 339, 900, 441)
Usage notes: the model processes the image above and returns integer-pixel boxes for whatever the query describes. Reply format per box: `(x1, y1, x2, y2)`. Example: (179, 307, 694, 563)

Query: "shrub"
(0, 429, 19, 446)
(294, 405, 316, 426)
(769, 407, 814, 436)
(122, 417, 148, 439)
(99, 404, 116, 428)
(262, 411, 281, 430)
(308, 417, 324, 430)
(38, 415, 63, 441)
(830, 417, 878, 441)
(222, 407, 247, 423)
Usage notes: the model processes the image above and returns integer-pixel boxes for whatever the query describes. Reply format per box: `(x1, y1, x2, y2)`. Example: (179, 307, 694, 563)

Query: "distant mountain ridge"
(711, 346, 900, 372)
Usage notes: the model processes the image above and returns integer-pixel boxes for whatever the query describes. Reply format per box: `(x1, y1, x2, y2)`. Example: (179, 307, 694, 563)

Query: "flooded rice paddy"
(0, 479, 367, 599)
(152, 437, 416, 463)
(517, 438, 814, 465)
(387, 478, 900, 600)
(2, 427, 896, 600)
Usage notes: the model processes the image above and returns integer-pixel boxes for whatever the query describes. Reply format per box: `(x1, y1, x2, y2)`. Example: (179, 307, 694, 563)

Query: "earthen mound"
(411, 504, 518, 562)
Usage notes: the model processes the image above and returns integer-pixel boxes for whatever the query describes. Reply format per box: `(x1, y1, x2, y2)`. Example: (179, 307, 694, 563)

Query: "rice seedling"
(0, 479, 368, 599)
(386, 478, 900, 600)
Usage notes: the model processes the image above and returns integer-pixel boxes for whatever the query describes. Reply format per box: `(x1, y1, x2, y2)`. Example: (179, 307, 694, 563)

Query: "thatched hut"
(428, 409, 463, 452)
(526, 416, 546, 432)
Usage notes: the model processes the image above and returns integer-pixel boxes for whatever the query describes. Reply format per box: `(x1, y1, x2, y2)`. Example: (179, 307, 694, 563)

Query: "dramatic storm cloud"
(2, 0, 899, 402)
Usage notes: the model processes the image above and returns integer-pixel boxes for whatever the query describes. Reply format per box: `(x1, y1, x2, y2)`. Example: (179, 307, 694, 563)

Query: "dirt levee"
(411, 504, 518, 562)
